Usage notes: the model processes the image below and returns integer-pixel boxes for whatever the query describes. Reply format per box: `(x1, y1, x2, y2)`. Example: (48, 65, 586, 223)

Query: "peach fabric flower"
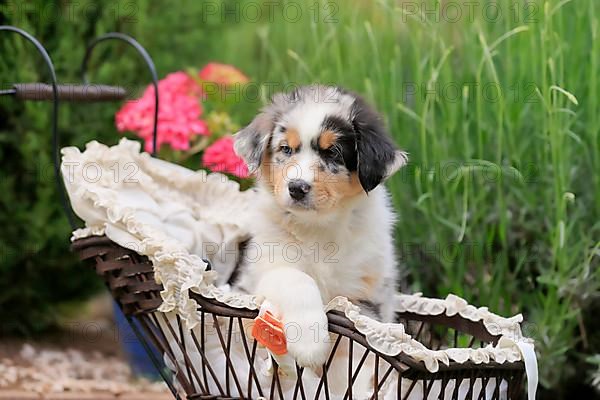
(251, 311, 287, 356)
(199, 63, 249, 86)
(115, 72, 208, 152)
(201, 136, 249, 178)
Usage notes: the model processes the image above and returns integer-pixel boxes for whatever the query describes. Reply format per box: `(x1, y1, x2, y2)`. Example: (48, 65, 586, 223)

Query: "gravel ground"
(0, 297, 171, 399)
(0, 391, 172, 399)
(0, 342, 168, 394)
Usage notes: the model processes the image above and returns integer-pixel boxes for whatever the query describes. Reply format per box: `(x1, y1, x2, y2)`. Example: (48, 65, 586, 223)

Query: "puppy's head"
(234, 85, 407, 214)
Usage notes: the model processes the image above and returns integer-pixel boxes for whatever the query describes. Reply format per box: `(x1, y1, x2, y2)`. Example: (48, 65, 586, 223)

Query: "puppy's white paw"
(285, 310, 331, 368)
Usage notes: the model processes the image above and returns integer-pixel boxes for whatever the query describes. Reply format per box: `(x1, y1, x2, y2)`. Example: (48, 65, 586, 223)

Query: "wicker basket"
(72, 235, 526, 400)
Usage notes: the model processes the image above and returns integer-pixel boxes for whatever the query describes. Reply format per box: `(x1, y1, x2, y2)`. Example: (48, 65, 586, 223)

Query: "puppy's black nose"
(288, 179, 311, 201)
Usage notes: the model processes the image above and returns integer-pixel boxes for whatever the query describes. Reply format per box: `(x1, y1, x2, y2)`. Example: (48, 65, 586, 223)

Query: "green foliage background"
(0, 0, 599, 397)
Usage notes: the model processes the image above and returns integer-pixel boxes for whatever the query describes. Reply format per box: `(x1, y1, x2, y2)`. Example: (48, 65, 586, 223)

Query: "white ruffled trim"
(62, 139, 260, 329)
(71, 226, 105, 239)
(326, 297, 525, 373)
(394, 293, 525, 338)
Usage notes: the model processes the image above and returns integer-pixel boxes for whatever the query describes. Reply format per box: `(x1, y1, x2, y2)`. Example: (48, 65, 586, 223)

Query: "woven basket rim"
(72, 234, 526, 376)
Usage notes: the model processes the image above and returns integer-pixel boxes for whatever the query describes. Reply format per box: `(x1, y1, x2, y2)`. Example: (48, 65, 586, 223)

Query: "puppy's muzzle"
(288, 179, 311, 201)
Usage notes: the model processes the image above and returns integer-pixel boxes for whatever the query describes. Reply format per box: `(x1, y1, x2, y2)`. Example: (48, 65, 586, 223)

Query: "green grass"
(183, 0, 599, 393)
(1, 0, 598, 395)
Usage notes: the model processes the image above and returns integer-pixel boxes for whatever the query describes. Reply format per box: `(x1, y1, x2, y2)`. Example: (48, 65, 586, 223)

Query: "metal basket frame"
(71, 235, 525, 400)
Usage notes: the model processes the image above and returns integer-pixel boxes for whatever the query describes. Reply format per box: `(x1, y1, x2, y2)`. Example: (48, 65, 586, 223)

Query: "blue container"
(113, 302, 162, 380)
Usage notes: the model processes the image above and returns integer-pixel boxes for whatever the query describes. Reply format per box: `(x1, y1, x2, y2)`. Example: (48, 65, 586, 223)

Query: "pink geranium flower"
(199, 63, 249, 86)
(156, 71, 203, 96)
(115, 72, 209, 152)
(202, 136, 249, 178)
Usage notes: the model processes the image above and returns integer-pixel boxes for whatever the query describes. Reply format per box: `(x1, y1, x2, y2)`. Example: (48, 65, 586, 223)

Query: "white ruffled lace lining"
(326, 296, 527, 373)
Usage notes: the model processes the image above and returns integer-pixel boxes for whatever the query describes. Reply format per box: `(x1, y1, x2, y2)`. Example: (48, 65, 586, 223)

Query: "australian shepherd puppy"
(233, 85, 407, 368)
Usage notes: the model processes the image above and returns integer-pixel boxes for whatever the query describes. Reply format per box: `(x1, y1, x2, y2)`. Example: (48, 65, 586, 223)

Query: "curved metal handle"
(80, 32, 159, 156)
(0, 25, 77, 229)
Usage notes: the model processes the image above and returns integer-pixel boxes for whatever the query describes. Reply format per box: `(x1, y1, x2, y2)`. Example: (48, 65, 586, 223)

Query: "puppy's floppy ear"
(351, 96, 408, 193)
(234, 92, 292, 173)
(233, 111, 274, 174)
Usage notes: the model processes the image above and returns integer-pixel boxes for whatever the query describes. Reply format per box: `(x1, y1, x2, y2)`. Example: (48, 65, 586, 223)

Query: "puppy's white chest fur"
(238, 185, 398, 321)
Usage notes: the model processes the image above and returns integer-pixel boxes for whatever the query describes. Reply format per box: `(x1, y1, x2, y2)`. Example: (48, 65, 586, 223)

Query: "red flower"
(115, 72, 208, 152)
(199, 63, 249, 86)
(201, 136, 249, 178)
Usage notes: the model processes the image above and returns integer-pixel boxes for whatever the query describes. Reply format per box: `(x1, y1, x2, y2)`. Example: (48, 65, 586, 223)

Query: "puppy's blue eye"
(280, 145, 292, 155)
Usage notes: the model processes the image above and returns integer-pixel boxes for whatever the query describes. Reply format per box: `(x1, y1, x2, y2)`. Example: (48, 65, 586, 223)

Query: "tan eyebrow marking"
(285, 128, 301, 150)
(318, 130, 337, 150)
